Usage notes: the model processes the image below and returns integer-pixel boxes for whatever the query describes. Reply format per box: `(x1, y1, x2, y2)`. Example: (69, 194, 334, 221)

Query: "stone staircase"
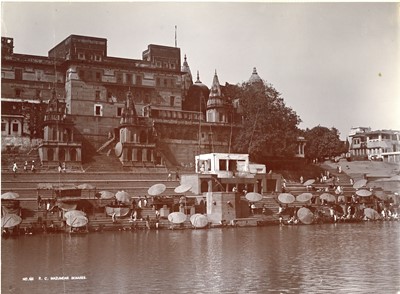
(1, 150, 41, 173)
(82, 153, 125, 173)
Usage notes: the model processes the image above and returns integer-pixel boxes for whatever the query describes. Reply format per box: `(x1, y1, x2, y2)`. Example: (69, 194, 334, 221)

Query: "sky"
(1, 2, 399, 139)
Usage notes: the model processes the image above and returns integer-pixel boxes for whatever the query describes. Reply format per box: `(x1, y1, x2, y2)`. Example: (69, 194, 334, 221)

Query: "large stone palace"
(1, 35, 305, 170)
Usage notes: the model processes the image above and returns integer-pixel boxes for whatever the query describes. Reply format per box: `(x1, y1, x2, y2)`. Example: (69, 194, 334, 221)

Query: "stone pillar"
(77, 148, 82, 162)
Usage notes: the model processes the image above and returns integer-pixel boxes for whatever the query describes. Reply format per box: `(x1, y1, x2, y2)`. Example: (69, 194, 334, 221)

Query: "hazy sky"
(1, 2, 399, 139)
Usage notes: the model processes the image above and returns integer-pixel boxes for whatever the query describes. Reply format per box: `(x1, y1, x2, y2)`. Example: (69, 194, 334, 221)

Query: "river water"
(2, 222, 399, 294)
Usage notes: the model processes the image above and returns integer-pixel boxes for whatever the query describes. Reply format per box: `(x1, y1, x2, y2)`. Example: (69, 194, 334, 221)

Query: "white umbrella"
(168, 212, 187, 224)
(296, 193, 313, 202)
(115, 191, 131, 203)
(66, 215, 88, 228)
(303, 179, 315, 187)
(356, 189, 372, 197)
(353, 179, 368, 189)
(297, 207, 314, 225)
(148, 184, 167, 196)
(320, 193, 336, 202)
(190, 214, 209, 228)
(245, 192, 263, 202)
(1, 192, 20, 200)
(1, 214, 22, 228)
(64, 210, 86, 219)
(98, 191, 115, 199)
(77, 183, 95, 190)
(174, 184, 192, 194)
(278, 193, 295, 204)
(364, 208, 380, 220)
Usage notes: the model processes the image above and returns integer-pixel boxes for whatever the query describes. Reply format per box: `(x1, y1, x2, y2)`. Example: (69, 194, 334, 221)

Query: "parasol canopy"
(148, 183, 167, 196)
(37, 183, 54, 190)
(278, 193, 295, 204)
(115, 191, 131, 203)
(174, 184, 192, 194)
(77, 183, 95, 190)
(297, 207, 314, 225)
(303, 179, 315, 187)
(245, 192, 263, 202)
(190, 214, 209, 228)
(57, 201, 78, 212)
(105, 206, 130, 217)
(374, 190, 388, 201)
(1, 192, 20, 200)
(1, 214, 22, 228)
(64, 210, 86, 219)
(353, 179, 367, 189)
(98, 191, 115, 199)
(168, 212, 187, 224)
(320, 193, 336, 202)
(364, 208, 380, 220)
(66, 215, 88, 228)
(296, 193, 313, 202)
(356, 189, 372, 197)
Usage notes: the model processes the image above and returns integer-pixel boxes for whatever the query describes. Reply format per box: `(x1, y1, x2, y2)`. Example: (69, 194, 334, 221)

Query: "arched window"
(70, 148, 77, 161)
(47, 148, 54, 161)
(59, 148, 65, 162)
(140, 130, 147, 143)
(200, 180, 209, 193)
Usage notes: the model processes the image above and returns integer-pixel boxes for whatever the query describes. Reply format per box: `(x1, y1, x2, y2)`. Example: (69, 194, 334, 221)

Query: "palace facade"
(1, 34, 304, 170)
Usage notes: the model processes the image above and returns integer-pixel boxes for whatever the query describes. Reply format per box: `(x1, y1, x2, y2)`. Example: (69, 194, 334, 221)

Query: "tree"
(304, 126, 346, 161)
(232, 80, 301, 162)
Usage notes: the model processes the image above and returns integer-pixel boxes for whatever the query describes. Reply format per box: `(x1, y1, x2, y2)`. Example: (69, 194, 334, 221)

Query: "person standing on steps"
(12, 162, 18, 177)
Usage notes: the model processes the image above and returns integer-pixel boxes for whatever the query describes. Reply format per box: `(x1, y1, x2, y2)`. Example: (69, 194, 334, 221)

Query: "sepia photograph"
(1, 2, 399, 293)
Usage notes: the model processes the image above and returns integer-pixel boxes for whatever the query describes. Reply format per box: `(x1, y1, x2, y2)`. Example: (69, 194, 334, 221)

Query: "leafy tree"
(231, 81, 301, 162)
(304, 126, 346, 161)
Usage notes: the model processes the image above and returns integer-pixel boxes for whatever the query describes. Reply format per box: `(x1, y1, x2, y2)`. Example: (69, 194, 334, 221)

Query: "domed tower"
(38, 88, 82, 169)
(183, 71, 210, 113)
(248, 67, 263, 85)
(206, 70, 230, 123)
(181, 54, 193, 100)
(116, 89, 159, 167)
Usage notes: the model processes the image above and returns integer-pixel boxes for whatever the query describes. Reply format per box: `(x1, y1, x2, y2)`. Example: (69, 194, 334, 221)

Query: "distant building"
(348, 127, 400, 162)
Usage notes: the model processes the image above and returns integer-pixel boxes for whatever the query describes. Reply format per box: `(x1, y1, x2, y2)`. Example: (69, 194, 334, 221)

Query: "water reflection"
(2, 222, 399, 293)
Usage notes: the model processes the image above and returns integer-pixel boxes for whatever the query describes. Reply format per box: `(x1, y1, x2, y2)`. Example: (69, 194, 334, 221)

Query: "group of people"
(12, 160, 36, 177)
(167, 170, 180, 181)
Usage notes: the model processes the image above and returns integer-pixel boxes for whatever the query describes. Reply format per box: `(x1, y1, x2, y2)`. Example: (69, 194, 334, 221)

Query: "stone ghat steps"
(1, 172, 180, 198)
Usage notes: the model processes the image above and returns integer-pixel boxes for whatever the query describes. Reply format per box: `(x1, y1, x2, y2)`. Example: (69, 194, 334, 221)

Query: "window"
(96, 72, 102, 81)
(117, 107, 123, 117)
(117, 73, 123, 84)
(78, 53, 85, 60)
(136, 75, 142, 86)
(1, 122, 6, 132)
(12, 122, 19, 132)
(164, 79, 168, 87)
(156, 78, 160, 86)
(15, 89, 21, 98)
(170, 63, 176, 69)
(15, 68, 22, 80)
(126, 73, 132, 84)
(170, 96, 175, 106)
(94, 104, 103, 116)
(95, 91, 101, 100)
(156, 62, 162, 68)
